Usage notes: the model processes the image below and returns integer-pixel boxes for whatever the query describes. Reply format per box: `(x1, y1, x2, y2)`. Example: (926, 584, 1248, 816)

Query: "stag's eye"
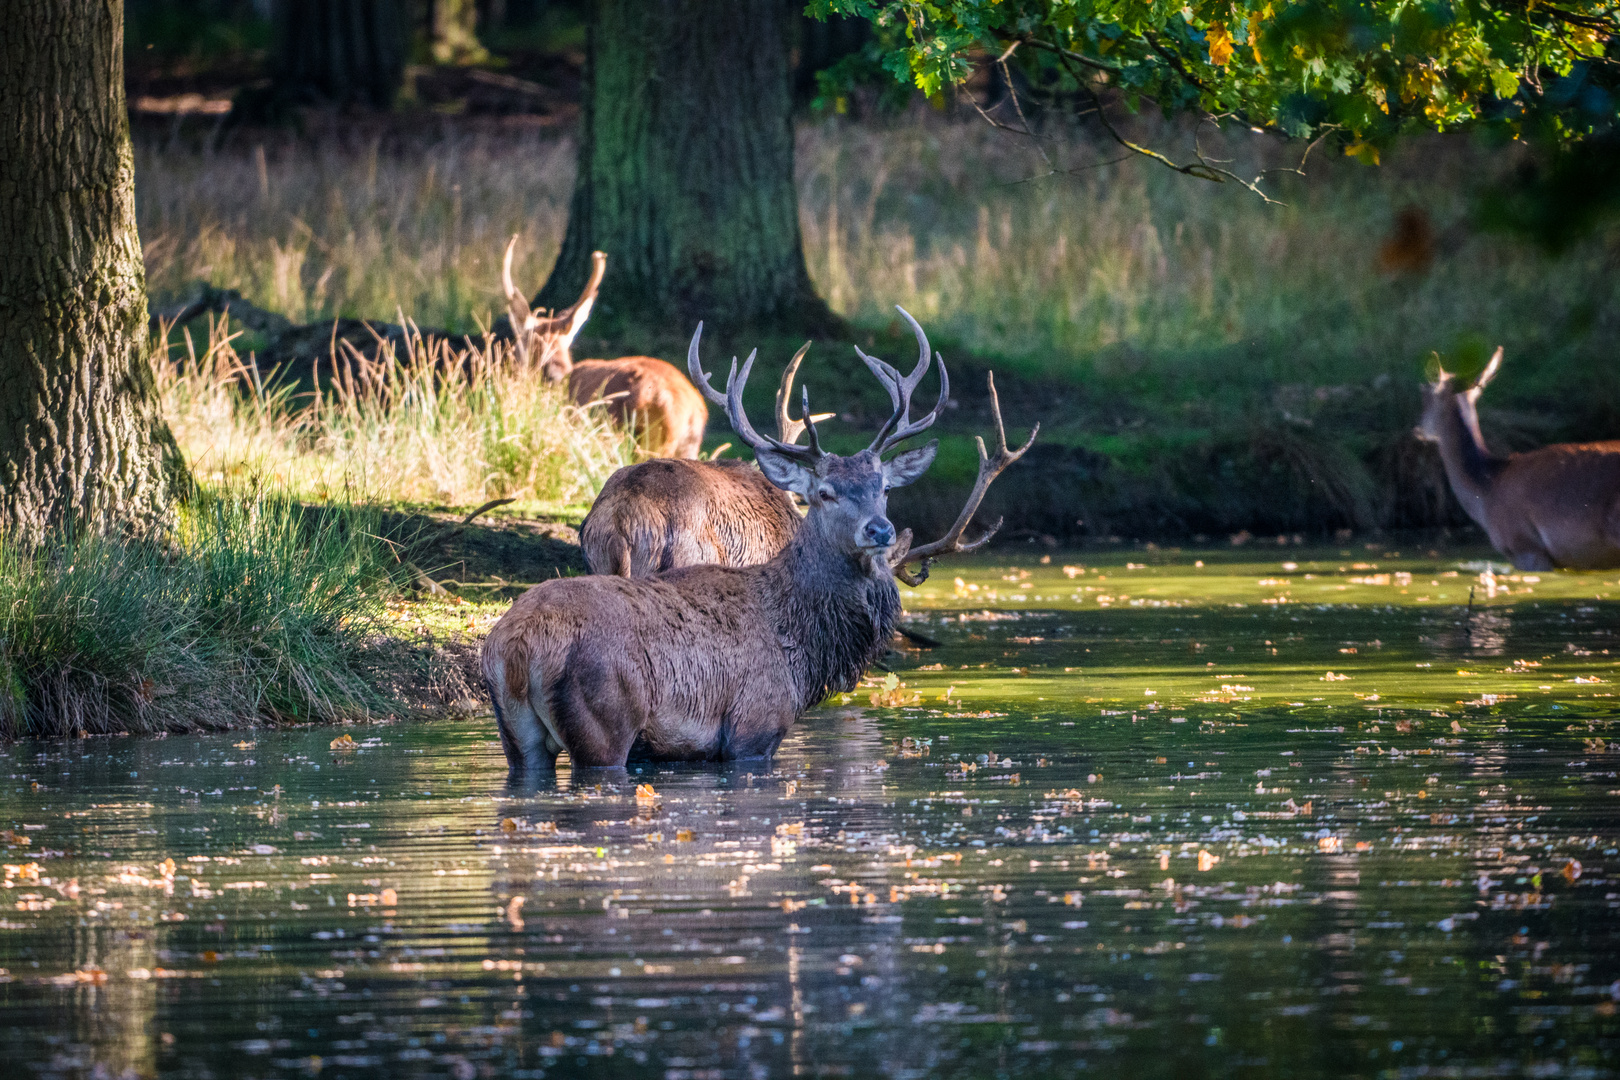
(817, 485, 838, 503)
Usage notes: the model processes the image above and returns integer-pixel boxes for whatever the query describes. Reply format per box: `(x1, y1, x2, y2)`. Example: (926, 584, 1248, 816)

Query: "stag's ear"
(882, 440, 938, 490)
(754, 448, 818, 498)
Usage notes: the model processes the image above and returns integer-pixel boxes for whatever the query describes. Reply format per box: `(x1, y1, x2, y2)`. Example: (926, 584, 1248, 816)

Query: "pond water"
(4, 546, 1620, 1080)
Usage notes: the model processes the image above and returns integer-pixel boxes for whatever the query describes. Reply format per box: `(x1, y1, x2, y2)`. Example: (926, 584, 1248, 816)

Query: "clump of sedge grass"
(0, 490, 395, 740)
(154, 316, 635, 511)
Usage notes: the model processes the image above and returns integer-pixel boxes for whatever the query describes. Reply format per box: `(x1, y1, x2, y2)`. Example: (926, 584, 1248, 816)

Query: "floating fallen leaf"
(500, 818, 519, 833)
(1317, 836, 1343, 854)
(676, 829, 695, 842)
(1562, 859, 1582, 883)
(1197, 850, 1220, 872)
(635, 784, 658, 805)
(380, 888, 398, 906)
(329, 734, 357, 751)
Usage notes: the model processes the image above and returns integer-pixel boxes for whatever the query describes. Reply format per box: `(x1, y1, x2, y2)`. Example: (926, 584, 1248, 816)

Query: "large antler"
(889, 371, 1038, 587)
(689, 335, 830, 444)
(502, 239, 606, 366)
(688, 324, 825, 468)
(856, 306, 950, 454)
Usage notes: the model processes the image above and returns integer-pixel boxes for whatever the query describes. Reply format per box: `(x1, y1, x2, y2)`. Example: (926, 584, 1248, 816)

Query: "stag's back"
(569, 357, 709, 459)
(581, 458, 799, 576)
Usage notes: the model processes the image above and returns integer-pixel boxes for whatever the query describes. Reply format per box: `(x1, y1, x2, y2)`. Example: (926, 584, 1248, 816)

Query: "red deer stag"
(1417, 346, 1620, 570)
(481, 316, 1034, 768)
(503, 238, 708, 457)
(578, 339, 830, 576)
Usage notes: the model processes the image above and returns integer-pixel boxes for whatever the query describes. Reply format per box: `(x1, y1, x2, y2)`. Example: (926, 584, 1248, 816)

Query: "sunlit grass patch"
(155, 315, 634, 514)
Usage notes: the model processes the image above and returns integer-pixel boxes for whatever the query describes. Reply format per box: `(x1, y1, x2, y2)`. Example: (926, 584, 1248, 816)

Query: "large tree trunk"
(0, 0, 188, 544)
(538, 0, 835, 333)
(267, 0, 409, 109)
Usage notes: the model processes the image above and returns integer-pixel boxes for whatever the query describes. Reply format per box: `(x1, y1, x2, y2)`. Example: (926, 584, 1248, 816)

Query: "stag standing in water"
(482, 312, 1035, 768)
(579, 339, 829, 576)
(1418, 347, 1620, 570)
(503, 238, 708, 458)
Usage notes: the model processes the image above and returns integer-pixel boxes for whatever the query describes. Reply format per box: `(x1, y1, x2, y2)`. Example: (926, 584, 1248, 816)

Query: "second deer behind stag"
(579, 340, 826, 576)
(503, 238, 707, 458)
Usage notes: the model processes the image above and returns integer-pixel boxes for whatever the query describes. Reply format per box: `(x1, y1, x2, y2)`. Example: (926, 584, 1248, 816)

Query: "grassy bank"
(136, 115, 1618, 539)
(0, 492, 402, 740)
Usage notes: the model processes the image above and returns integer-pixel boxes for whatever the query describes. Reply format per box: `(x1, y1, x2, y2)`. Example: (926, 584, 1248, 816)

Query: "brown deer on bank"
(481, 313, 1035, 768)
(1417, 347, 1620, 570)
(503, 238, 708, 458)
(579, 339, 829, 576)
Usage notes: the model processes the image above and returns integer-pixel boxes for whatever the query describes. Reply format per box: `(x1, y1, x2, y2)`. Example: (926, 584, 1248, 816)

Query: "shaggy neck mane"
(770, 527, 900, 709)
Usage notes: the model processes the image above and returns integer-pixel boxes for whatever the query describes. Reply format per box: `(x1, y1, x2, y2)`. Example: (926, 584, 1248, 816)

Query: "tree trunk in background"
(268, 0, 408, 109)
(429, 0, 489, 64)
(0, 0, 188, 544)
(539, 0, 835, 334)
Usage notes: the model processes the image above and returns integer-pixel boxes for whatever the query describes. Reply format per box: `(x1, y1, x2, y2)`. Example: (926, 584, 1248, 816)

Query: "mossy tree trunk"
(538, 0, 835, 334)
(0, 0, 188, 545)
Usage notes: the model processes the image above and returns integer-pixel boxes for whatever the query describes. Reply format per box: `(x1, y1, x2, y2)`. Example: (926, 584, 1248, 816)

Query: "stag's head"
(502, 238, 606, 381)
(688, 308, 946, 572)
(1416, 346, 1501, 443)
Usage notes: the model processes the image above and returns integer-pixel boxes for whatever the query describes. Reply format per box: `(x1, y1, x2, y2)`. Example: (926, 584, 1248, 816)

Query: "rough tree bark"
(0, 0, 188, 544)
(538, 0, 836, 333)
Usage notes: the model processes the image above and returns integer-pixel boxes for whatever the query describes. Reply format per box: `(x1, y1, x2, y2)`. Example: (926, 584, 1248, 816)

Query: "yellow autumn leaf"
(1207, 24, 1235, 66)
(329, 733, 356, 751)
(635, 783, 658, 804)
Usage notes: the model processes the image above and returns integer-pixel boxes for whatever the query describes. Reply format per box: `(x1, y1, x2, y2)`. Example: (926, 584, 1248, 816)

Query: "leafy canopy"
(810, 0, 1618, 177)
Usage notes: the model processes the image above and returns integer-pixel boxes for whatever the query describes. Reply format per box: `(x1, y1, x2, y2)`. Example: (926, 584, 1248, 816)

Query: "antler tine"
(687, 322, 730, 408)
(866, 306, 944, 452)
(502, 235, 533, 365)
(775, 340, 813, 442)
(880, 354, 949, 451)
(723, 349, 820, 466)
(798, 383, 823, 457)
(890, 372, 1038, 586)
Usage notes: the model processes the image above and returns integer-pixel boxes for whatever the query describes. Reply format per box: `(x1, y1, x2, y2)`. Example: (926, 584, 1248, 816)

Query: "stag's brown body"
(504, 241, 707, 458)
(483, 522, 900, 765)
(567, 357, 709, 459)
(580, 457, 797, 576)
(483, 307, 1031, 769)
(1419, 348, 1620, 570)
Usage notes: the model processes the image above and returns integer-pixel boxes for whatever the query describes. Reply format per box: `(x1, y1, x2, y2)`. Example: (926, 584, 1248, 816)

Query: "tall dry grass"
(155, 316, 635, 511)
(136, 117, 1612, 389)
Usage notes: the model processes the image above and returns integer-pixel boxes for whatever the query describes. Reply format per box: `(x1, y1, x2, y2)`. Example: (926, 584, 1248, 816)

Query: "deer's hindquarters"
(480, 572, 798, 767)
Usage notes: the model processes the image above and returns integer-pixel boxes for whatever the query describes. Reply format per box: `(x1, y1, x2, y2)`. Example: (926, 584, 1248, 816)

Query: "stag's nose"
(864, 518, 896, 548)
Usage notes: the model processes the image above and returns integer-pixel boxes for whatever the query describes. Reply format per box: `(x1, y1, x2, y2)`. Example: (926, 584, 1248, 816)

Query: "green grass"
(0, 490, 401, 740)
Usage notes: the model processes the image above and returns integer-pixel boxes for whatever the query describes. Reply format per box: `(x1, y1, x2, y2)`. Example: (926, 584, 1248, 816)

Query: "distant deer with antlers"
(503, 238, 707, 458)
(1417, 346, 1620, 570)
(482, 310, 1035, 768)
(579, 340, 830, 576)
